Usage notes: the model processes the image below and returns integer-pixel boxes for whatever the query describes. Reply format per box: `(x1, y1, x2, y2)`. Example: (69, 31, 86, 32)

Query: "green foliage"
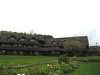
(0, 63, 60, 75)
(58, 55, 80, 75)
(60, 64, 73, 74)
(58, 55, 70, 64)
(63, 40, 85, 49)
(60, 62, 80, 75)
(76, 56, 100, 62)
(0, 55, 81, 75)
(2, 55, 100, 75)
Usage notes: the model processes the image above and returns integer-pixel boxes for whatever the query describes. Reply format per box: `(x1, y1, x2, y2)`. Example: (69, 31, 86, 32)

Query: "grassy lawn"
(1, 55, 100, 75)
(0, 55, 58, 65)
(71, 62, 100, 75)
(0, 55, 58, 74)
(69, 56, 100, 75)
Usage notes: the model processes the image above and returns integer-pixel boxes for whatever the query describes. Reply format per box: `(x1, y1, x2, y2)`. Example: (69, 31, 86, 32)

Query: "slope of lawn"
(71, 62, 100, 75)
(0, 55, 58, 65)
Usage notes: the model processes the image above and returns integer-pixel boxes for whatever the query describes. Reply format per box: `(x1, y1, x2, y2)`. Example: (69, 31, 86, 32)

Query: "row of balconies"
(0, 43, 40, 48)
(0, 36, 40, 44)
(0, 36, 64, 49)
(0, 43, 62, 49)
(0, 49, 63, 55)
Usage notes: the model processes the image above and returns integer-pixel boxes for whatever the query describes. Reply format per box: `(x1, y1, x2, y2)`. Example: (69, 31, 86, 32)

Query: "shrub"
(58, 55, 70, 64)
(60, 64, 73, 74)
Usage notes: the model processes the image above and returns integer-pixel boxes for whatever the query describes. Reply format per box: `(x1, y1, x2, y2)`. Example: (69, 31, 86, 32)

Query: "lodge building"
(0, 31, 98, 56)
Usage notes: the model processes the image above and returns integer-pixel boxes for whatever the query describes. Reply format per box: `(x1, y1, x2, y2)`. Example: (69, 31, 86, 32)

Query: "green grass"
(1, 55, 100, 75)
(71, 62, 100, 75)
(0, 55, 58, 65)
(70, 56, 100, 75)
(78, 56, 100, 61)
(0, 55, 58, 74)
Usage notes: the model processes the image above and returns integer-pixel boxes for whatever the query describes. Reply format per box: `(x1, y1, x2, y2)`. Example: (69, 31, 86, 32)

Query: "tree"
(63, 40, 85, 49)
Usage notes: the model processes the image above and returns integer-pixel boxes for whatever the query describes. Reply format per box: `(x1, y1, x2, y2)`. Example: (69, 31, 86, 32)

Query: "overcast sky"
(0, 0, 100, 46)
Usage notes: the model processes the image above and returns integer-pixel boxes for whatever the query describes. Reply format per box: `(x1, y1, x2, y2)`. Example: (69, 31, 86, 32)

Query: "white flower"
(47, 64, 50, 66)
(17, 74, 21, 75)
(53, 65, 55, 67)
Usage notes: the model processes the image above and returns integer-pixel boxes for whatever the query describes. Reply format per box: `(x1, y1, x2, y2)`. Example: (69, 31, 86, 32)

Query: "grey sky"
(0, 0, 100, 46)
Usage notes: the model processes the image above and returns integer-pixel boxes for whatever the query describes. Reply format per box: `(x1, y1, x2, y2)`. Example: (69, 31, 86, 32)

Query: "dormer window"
(30, 38, 38, 44)
(8, 35, 16, 42)
(19, 37, 26, 42)
(30, 38, 36, 42)
(19, 38, 25, 41)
